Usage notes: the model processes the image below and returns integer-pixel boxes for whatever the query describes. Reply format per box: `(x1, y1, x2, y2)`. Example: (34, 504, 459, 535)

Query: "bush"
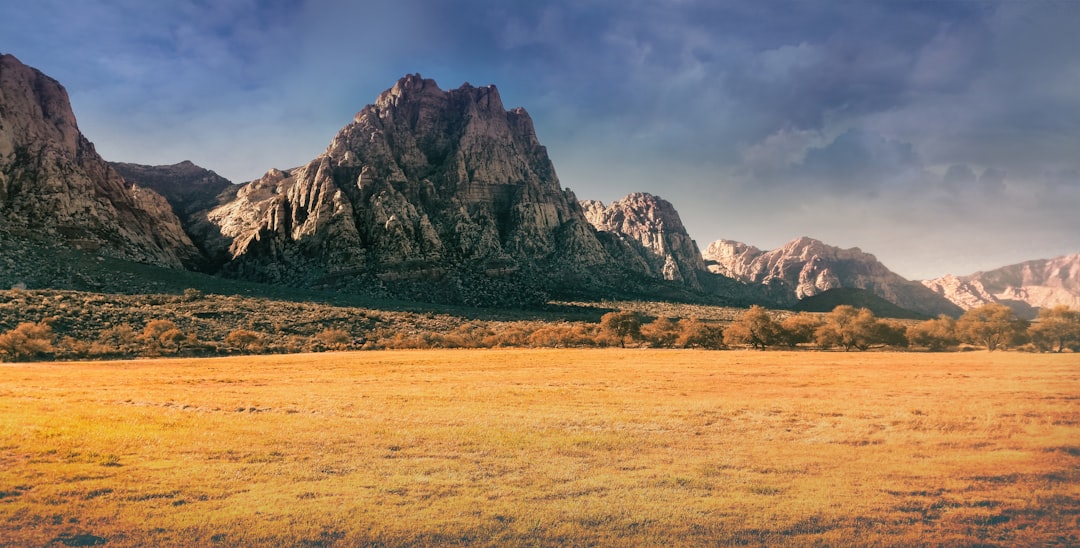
(225, 329, 265, 352)
(0, 321, 54, 361)
(315, 328, 352, 351)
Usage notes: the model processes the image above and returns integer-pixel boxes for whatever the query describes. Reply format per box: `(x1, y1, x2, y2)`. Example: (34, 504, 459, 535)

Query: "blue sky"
(3, 0, 1079, 279)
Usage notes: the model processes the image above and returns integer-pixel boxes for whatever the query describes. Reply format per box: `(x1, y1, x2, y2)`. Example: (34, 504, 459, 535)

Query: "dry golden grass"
(1, 350, 1077, 546)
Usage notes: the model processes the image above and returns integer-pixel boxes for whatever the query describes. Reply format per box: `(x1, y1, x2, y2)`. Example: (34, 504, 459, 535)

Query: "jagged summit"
(195, 75, 617, 304)
(582, 192, 707, 288)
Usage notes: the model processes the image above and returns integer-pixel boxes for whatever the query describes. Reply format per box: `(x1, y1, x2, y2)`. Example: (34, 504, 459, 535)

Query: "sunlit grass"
(1, 350, 1077, 545)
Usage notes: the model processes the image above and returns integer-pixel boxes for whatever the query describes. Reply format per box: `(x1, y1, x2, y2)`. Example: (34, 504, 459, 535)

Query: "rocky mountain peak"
(197, 75, 618, 304)
(582, 192, 707, 288)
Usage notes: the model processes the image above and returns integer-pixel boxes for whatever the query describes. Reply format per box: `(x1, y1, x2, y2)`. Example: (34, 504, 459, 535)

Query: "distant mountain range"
(1, 52, 1076, 316)
(922, 254, 1080, 318)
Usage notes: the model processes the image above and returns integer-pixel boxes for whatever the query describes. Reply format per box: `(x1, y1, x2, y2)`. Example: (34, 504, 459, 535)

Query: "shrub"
(0, 321, 54, 361)
(315, 328, 351, 351)
(225, 329, 265, 352)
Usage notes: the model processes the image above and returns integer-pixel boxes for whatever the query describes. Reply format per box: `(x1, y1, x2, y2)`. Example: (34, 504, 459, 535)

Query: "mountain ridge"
(922, 253, 1080, 318)
(2, 55, 1075, 315)
(702, 236, 963, 317)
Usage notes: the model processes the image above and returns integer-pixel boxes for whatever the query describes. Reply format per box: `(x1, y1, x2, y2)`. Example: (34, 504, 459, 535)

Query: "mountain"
(922, 253, 1080, 318)
(0, 53, 199, 276)
(581, 192, 707, 289)
(193, 74, 632, 305)
(703, 236, 962, 317)
(110, 160, 233, 218)
(110, 160, 236, 269)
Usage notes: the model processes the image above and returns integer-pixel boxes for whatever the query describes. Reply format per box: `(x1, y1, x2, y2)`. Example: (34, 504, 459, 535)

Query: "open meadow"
(1, 349, 1078, 546)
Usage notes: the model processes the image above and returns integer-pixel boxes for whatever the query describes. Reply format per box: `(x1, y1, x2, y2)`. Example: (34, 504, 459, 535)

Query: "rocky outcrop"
(0, 53, 199, 270)
(703, 236, 962, 317)
(922, 253, 1080, 317)
(199, 74, 619, 305)
(582, 192, 707, 288)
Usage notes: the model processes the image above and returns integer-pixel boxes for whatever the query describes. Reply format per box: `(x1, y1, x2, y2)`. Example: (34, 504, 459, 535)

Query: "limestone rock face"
(703, 236, 962, 317)
(922, 253, 1080, 317)
(0, 53, 199, 269)
(582, 192, 707, 288)
(202, 74, 615, 304)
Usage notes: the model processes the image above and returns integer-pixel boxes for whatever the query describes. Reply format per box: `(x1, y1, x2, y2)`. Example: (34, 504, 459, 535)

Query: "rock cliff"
(199, 74, 619, 304)
(581, 192, 707, 288)
(0, 53, 199, 270)
(703, 236, 962, 317)
(922, 253, 1080, 317)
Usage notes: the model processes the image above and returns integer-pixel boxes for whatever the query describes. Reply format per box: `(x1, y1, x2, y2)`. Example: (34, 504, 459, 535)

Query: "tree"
(675, 318, 725, 349)
(600, 311, 643, 348)
(956, 303, 1027, 351)
(1029, 305, 1080, 353)
(723, 305, 781, 350)
(777, 313, 822, 348)
(0, 321, 54, 361)
(906, 315, 959, 351)
(873, 319, 910, 349)
(641, 317, 681, 348)
(814, 306, 881, 351)
(140, 320, 181, 355)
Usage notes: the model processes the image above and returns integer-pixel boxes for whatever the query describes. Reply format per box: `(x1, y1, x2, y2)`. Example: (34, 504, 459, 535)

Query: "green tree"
(956, 303, 1027, 351)
(723, 305, 781, 350)
(600, 311, 643, 348)
(906, 315, 959, 351)
(1029, 305, 1080, 353)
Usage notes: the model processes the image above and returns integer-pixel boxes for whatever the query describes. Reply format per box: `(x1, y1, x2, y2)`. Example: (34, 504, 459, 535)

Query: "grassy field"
(1, 349, 1077, 546)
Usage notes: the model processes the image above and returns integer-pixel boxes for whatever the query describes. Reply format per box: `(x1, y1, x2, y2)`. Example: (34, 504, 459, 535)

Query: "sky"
(2, 0, 1079, 280)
